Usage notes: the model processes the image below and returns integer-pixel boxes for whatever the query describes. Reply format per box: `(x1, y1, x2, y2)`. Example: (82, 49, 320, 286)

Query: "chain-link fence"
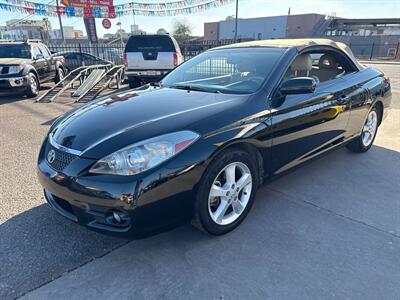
(47, 40, 400, 67)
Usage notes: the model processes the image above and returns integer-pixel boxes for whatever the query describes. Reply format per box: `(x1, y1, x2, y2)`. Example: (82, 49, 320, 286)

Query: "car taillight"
(173, 52, 178, 67)
(123, 53, 127, 67)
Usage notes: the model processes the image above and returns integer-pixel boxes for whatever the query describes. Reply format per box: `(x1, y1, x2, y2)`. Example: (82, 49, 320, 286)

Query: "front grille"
(0, 80, 11, 89)
(45, 143, 76, 172)
(0, 66, 9, 74)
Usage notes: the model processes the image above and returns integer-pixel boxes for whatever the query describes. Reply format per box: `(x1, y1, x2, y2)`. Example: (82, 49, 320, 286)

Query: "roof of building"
(215, 38, 363, 69)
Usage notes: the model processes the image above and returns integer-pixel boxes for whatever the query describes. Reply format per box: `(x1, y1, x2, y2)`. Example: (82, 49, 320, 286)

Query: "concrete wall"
(218, 16, 287, 40)
(286, 14, 325, 38)
(204, 22, 219, 41)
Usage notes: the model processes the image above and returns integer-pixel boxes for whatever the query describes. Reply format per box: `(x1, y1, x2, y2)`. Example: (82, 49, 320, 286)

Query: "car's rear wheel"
(346, 106, 379, 153)
(192, 148, 258, 235)
(25, 73, 39, 98)
(55, 67, 65, 84)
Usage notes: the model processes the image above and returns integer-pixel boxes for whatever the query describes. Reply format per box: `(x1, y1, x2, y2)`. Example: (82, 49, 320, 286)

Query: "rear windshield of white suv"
(125, 35, 176, 52)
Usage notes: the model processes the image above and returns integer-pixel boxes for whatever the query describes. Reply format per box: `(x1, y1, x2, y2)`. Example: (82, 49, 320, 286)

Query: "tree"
(171, 18, 193, 42)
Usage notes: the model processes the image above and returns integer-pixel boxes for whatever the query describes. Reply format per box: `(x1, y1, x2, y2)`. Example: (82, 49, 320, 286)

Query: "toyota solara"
(37, 39, 391, 238)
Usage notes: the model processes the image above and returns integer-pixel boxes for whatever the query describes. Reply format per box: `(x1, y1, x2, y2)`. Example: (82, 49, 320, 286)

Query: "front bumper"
(37, 138, 203, 239)
(0, 75, 28, 89)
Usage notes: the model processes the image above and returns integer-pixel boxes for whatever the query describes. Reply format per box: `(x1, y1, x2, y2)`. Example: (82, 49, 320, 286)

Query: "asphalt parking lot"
(1, 63, 399, 299)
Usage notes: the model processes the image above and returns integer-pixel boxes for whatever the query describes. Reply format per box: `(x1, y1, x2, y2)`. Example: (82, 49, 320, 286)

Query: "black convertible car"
(37, 39, 391, 238)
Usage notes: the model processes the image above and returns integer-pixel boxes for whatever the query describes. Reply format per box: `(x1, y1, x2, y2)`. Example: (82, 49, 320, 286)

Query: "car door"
(31, 45, 47, 81)
(64, 53, 81, 71)
(39, 44, 55, 79)
(270, 52, 353, 175)
(82, 53, 100, 66)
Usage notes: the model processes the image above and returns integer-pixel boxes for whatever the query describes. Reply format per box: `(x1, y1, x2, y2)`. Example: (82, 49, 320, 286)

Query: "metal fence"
(47, 40, 400, 67)
(48, 43, 125, 65)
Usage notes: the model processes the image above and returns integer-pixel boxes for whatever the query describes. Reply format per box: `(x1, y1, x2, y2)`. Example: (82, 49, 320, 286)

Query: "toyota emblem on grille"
(47, 149, 56, 164)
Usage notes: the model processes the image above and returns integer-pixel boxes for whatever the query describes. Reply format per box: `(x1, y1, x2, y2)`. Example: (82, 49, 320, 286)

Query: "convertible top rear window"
(161, 47, 285, 94)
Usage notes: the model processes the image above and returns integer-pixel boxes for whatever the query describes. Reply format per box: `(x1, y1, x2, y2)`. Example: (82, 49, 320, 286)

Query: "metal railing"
(47, 40, 400, 66)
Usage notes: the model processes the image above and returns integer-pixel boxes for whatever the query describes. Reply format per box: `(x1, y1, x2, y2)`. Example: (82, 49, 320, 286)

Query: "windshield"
(0, 44, 31, 59)
(161, 47, 285, 94)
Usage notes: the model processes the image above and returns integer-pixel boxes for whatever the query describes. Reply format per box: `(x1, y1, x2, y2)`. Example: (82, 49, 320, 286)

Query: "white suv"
(124, 34, 183, 88)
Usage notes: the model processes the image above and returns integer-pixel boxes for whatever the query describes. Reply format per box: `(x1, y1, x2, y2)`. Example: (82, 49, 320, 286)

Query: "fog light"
(105, 210, 130, 227)
(113, 211, 122, 223)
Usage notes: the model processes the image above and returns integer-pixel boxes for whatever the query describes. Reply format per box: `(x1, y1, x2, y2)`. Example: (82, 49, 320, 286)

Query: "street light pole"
(55, 0, 65, 42)
(234, 0, 239, 41)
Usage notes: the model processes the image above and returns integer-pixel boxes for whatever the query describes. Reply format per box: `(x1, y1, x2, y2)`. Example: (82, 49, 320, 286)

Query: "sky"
(1, 0, 399, 38)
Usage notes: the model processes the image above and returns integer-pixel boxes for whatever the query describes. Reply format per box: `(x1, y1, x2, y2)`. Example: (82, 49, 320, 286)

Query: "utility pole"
(234, 0, 239, 41)
(55, 0, 65, 42)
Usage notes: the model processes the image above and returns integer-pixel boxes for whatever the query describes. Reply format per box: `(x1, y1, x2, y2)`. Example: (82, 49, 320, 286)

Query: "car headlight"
(89, 131, 199, 176)
(8, 65, 23, 74)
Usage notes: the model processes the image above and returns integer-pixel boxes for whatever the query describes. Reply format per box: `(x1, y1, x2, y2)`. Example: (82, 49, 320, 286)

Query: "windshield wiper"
(169, 84, 221, 93)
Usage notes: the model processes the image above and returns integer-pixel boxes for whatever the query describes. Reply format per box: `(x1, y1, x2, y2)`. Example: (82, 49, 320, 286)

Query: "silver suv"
(124, 34, 183, 88)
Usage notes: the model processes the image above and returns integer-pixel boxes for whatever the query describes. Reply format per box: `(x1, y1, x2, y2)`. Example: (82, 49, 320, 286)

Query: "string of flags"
(0, 0, 234, 18)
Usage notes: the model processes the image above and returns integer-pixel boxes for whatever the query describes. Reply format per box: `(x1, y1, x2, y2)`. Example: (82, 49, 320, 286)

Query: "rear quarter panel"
(344, 67, 390, 136)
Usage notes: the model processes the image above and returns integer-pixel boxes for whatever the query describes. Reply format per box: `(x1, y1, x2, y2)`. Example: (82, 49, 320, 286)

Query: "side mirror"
(35, 53, 44, 60)
(280, 77, 316, 95)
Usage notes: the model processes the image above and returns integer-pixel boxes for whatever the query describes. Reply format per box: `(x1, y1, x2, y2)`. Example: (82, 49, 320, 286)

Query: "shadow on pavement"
(2, 145, 400, 299)
(0, 204, 127, 299)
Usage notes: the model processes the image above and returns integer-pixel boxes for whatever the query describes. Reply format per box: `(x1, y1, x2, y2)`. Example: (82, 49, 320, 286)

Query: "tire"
(25, 73, 39, 98)
(54, 67, 65, 84)
(128, 77, 141, 89)
(192, 148, 259, 235)
(346, 106, 379, 153)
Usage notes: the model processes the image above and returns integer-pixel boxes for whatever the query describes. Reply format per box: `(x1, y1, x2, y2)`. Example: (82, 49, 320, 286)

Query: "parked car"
(0, 40, 66, 97)
(55, 51, 112, 72)
(37, 39, 391, 238)
(124, 34, 184, 88)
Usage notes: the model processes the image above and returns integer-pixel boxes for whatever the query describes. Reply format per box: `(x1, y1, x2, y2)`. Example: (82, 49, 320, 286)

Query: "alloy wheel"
(208, 162, 252, 226)
(30, 76, 38, 93)
(362, 110, 378, 147)
(58, 68, 64, 81)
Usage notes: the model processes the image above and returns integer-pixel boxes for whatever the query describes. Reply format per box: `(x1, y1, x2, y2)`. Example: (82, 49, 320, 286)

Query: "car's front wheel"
(192, 148, 258, 235)
(25, 73, 39, 98)
(346, 106, 379, 153)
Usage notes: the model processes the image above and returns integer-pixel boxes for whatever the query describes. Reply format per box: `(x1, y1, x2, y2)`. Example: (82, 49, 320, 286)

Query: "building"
(130, 24, 146, 35)
(204, 14, 400, 58)
(1, 19, 51, 40)
(49, 26, 84, 40)
(325, 18, 400, 58)
(204, 13, 326, 41)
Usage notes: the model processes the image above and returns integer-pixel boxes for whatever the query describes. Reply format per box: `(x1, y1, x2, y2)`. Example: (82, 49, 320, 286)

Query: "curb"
(360, 60, 400, 66)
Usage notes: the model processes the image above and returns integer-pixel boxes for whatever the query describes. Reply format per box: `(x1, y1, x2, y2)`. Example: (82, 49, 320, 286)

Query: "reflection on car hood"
(0, 58, 31, 65)
(51, 86, 241, 158)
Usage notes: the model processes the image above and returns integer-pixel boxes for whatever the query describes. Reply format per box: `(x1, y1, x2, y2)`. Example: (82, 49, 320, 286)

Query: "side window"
(285, 50, 357, 83)
(38, 45, 51, 58)
(32, 46, 42, 59)
(65, 53, 78, 60)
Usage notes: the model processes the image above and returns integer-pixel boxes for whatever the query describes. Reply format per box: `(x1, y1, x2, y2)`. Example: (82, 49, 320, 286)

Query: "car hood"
(0, 58, 31, 65)
(51, 87, 245, 158)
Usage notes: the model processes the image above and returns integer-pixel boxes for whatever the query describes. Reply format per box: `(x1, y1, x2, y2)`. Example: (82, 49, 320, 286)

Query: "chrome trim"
(1, 76, 27, 87)
(48, 133, 83, 156)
